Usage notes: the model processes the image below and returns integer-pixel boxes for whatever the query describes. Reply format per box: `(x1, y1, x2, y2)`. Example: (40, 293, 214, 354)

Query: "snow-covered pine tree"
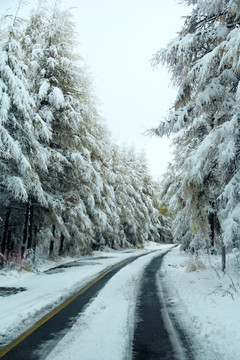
(110, 145, 161, 247)
(24, 6, 104, 256)
(24, 5, 129, 257)
(152, 0, 240, 269)
(129, 149, 161, 244)
(149, 175, 173, 244)
(0, 10, 48, 261)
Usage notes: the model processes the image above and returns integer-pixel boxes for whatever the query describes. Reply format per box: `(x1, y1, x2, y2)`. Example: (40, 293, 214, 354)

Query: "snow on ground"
(0, 242, 170, 351)
(160, 246, 240, 360)
(1, 243, 240, 360)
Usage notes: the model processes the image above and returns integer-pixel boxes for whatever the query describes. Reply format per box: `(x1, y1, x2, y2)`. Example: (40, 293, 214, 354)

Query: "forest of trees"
(2, 0, 239, 272)
(0, 3, 169, 265)
(152, 0, 240, 270)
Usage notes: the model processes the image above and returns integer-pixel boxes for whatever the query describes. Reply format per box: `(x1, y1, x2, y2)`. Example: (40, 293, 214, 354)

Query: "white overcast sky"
(0, 0, 190, 179)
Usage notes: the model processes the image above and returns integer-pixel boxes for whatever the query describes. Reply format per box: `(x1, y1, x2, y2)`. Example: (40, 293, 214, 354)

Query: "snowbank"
(160, 246, 240, 360)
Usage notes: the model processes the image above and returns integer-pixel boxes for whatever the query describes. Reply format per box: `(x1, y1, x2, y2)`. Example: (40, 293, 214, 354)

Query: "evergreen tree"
(152, 0, 240, 268)
(24, 6, 111, 256)
(0, 15, 47, 204)
(0, 11, 48, 260)
(110, 146, 161, 247)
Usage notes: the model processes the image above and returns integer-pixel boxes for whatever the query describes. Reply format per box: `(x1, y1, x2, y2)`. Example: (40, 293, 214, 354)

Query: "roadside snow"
(160, 246, 240, 360)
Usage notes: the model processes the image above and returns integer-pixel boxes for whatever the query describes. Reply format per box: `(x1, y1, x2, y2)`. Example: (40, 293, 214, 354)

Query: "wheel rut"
(132, 251, 194, 360)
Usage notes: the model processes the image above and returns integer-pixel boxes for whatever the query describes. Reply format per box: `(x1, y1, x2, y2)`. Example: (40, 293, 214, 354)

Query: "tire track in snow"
(132, 251, 194, 360)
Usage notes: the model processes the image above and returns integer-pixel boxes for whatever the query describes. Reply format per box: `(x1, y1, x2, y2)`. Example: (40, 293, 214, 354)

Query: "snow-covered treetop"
(151, 0, 240, 137)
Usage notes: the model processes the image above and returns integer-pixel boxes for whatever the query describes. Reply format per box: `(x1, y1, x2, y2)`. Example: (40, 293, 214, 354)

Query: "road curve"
(132, 251, 194, 360)
(0, 253, 153, 360)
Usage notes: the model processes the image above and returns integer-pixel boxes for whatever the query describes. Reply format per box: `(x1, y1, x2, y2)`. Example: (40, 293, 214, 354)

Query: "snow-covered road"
(45, 249, 171, 360)
(0, 243, 173, 359)
(1, 243, 240, 360)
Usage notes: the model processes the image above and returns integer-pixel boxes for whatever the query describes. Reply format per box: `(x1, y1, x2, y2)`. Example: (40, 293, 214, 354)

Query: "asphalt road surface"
(132, 252, 194, 360)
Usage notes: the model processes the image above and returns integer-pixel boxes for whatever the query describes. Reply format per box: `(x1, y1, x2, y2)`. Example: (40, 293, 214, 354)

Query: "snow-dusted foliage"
(0, 3, 164, 263)
(152, 0, 240, 256)
(109, 146, 161, 247)
(0, 15, 47, 206)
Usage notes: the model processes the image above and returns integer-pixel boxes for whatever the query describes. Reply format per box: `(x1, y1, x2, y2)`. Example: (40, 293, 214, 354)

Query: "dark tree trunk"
(222, 240, 226, 272)
(52, 224, 56, 237)
(209, 212, 215, 249)
(21, 245, 25, 260)
(27, 203, 34, 250)
(6, 229, 12, 251)
(59, 233, 64, 256)
(23, 201, 30, 246)
(209, 205, 221, 255)
(6, 230, 12, 261)
(49, 240, 54, 256)
(32, 225, 38, 261)
(1, 207, 11, 255)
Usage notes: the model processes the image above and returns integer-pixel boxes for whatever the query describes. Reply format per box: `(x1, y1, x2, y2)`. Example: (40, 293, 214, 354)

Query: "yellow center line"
(0, 256, 134, 358)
